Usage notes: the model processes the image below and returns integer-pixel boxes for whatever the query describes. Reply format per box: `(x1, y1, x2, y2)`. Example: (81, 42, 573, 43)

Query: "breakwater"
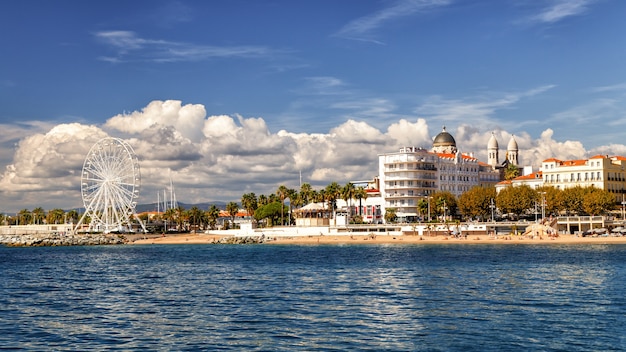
(0, 233, 125, 247)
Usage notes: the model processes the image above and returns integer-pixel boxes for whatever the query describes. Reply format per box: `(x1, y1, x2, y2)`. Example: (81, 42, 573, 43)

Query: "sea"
(1, 243, 625, 351)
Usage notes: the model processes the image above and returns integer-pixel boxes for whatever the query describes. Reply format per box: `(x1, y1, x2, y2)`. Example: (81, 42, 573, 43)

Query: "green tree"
(241, 193, 258, 220)
(384, 207, 397, 224)
(342, 182, 356, 219)
(46, 208, 65, 225)
(496, 185, 535, 219)
(299, 183, 313, 205)
(254, 201, 287, 227)
(458, 186, 497, 221)
(226, 201, 240, 227)
(354, 186, 368, 216)
(67, 209, 79, 224)
(431, 191, 457, 220)
(258, 194, 268, 206)
(18, 209, 31, 225)
(582, 188, 615, 216)
(206, 205, 220, 230)
(559, 186, 588, 215)
(276, 185, 289, 226)
(504, 163, 520, 181)
(324, 182, 342, 214)
(187, 206, 205, 232)
(31, 207, 46, 224)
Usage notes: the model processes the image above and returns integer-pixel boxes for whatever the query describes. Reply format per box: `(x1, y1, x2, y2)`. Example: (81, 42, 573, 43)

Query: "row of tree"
(1, 182, 619, 230)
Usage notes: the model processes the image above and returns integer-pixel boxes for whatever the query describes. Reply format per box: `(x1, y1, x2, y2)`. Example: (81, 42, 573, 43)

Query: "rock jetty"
(210, 236, 266, 244)
(0, 233, 125, 247)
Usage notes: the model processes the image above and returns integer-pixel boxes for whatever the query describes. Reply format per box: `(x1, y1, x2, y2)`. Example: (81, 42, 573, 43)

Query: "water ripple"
(1, 244, 626, 351)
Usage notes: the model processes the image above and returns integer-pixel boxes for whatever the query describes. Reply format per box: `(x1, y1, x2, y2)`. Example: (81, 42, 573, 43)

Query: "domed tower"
(487, 132, 499, 166)
(432, 126, 457, 154)
(507, 135, 519, 165)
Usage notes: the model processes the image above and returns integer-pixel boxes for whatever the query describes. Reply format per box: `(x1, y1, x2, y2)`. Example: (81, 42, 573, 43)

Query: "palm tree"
(241, 193, 258, 220)
(226, 201, 239, 227)
(325, 182, 342, 222)
(164, 208, 176, 231)
(299, 183, 313, 205)
(32, 207, 45, 225)
(18, 209, 31, 225)
(258, 194, 268, 206)
(354, 186, 368, 216)
(206, 205, 220, 230)
(276, 185, 289, 226)
(187, 206, 204, 232)
(342, 182, 356, 219)
(47, 208, 65, 224)
(67, 209, 79, 224)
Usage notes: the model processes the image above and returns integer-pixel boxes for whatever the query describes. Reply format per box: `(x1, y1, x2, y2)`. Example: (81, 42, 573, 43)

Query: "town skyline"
(2, 0, 626, 212)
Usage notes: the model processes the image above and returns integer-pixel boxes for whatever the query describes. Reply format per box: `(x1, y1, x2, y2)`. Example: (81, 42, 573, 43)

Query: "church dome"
(488, 132, 498, 149)
(433, 126, 456, 148)
(507, 135, 518, 151)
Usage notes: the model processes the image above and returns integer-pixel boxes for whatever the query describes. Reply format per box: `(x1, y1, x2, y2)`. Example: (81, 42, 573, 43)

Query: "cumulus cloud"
(0, 99, 624, 213)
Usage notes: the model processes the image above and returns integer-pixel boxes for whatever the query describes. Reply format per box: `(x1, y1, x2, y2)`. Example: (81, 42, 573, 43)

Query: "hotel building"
(377, 127, 513, 220)
(499, 155, 626, 201)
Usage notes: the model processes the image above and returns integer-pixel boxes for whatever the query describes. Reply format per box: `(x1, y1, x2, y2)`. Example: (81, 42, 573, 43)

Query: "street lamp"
(490, 198, 495, 222)
(427, 196, 432, 222)
(541, 192, 546, 220)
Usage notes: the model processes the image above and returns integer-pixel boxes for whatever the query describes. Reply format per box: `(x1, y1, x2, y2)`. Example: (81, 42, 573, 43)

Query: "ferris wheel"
(74, 137, 146, 234)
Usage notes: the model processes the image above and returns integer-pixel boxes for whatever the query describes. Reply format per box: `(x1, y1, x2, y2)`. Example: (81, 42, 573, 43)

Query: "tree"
(384, 207, 397, 224)
(46, 208, 65, 225)
(354, 186, 368, 216)
(226, 201, 239, 227)
(163, 208, 177, 231)
(187, 206, 205, 232)
(241, 193, 258, 221)
(258, 194, 268, 206)
(32, 207, 46, 225)
(504, 163, 520, 181)
(205, 205, 220, 230)
(458, 186, 497, 221)
(324, 182, 342, 215)
(67, 209, 79, 224)
(496, 185, 535, 219)
(431, 191, 457, 221)
(582, 188, 615, 216)
(559, 186, 588, 215)
(254, 201, 287, 227)
(18, 209, 31, 225)
(299, 183, 313, 205)
(342, 182, 356, 219)
(276, 185, 289, 226)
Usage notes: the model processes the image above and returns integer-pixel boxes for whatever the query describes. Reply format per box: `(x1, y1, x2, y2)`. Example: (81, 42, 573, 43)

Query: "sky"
(1, 0, 626, 213)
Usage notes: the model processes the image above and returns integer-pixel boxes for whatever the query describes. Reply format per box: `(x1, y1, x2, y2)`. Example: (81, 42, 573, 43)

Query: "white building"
(377, 127, 504, 221)
(497, 155, 626, 202)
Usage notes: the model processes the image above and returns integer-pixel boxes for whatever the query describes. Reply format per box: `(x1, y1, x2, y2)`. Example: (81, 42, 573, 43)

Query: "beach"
(131, 232, 626, 245)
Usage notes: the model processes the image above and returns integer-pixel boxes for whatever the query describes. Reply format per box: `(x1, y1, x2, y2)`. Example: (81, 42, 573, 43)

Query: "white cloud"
(94, 31, 275, 63)
(531, 0, 596, 24)
(334, 0, 452, 43)
(0, 99, 624, 213)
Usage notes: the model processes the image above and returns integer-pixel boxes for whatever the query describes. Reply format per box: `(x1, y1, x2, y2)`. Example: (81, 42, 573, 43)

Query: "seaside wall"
(0, 233, 125, 247)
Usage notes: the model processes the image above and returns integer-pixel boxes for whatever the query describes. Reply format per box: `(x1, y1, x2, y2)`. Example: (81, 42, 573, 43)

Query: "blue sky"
(1, 0, 626, 213)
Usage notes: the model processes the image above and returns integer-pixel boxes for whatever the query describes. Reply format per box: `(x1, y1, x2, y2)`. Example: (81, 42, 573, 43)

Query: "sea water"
(1, 243, 625, 351)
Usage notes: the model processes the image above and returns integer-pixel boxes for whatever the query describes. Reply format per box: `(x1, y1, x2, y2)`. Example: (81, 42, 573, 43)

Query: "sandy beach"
(131, 232, 626, 245)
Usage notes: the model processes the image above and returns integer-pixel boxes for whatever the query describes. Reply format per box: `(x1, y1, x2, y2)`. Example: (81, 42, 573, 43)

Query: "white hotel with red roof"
(370, 126, 626, 222)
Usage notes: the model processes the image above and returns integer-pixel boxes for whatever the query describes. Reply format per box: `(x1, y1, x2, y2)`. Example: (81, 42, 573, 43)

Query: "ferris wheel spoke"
(77, 137, 143, 234)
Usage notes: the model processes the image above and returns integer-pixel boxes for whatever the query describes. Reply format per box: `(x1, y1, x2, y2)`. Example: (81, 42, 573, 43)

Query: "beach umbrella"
(612, 227, 623, 233)
(594, 228, 607, 234)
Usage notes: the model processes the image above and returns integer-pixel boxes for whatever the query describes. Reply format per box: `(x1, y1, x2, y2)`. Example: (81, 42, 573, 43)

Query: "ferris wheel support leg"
(133, 212, 148, 233)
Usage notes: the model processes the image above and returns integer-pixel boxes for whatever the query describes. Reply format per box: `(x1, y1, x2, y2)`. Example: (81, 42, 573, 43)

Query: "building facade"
(377, 127, 504, 220)
(497, 155, 626, 202)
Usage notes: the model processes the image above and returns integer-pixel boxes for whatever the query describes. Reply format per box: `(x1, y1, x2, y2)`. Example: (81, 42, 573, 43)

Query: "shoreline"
(130, 232, 626, 245)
